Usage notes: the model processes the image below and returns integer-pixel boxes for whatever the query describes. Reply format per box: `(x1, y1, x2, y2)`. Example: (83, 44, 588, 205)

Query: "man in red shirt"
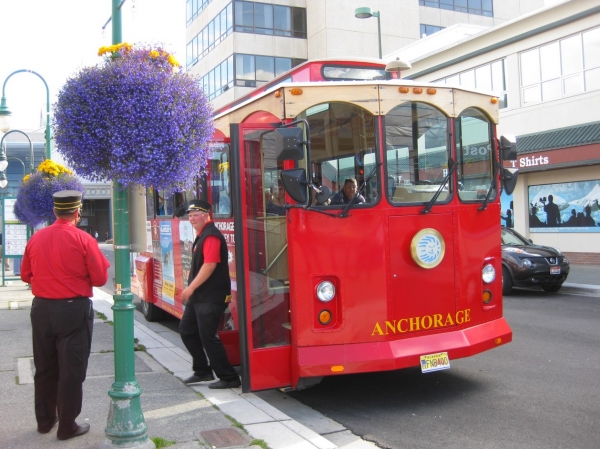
(179, 199, 240, 389)
(21, 190, 109, 441)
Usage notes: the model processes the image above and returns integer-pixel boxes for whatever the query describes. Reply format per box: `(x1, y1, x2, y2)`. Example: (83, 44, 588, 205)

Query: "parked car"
(501, 226, 570, 295)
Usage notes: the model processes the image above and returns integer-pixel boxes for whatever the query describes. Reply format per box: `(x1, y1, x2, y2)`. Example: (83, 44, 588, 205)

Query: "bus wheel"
(142, 300, 164, 322)
(502, 266, 513, 296)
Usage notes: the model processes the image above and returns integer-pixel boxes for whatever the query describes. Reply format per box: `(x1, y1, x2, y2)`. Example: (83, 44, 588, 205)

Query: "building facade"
(186, 0, 551, 110)
(399, 0, 600, 263)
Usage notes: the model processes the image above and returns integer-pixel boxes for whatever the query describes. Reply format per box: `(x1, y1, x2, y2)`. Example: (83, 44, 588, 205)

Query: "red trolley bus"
(132, 58, 518, 392)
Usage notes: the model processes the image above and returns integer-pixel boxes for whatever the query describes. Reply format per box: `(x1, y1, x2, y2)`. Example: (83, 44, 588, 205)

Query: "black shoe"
(208, 378, 241, 389)
(183, 373, 215, 384)
(57, 423, 90, 441)
(37, 416, 58, 434)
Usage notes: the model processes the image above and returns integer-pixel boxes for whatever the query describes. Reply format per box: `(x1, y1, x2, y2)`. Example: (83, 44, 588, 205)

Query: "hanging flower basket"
(52, 43, 214, 190)
(14, 160, 84, 227)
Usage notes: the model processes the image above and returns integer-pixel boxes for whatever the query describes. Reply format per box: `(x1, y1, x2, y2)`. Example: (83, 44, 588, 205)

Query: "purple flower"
(52, 45, 214, 191)
(14, 173, 84, 227)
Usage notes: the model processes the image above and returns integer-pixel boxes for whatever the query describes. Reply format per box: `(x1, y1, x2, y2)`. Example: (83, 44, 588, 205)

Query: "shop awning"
(516, 121, 600, 154)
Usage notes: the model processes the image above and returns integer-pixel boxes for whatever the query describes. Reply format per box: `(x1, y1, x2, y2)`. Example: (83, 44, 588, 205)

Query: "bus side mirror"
(274, 127, 304, 161)
(280, 168, 308, 204)
(502, 167, 518, 195)
(500, 135, 517, 161)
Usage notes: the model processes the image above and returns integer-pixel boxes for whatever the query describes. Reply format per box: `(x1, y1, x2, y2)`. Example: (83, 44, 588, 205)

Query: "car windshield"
(501, 228, 529, 246)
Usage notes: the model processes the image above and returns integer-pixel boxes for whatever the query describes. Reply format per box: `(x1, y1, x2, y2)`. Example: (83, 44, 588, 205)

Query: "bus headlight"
(316, 281, 335, 302)
(482, 264, 496, 284)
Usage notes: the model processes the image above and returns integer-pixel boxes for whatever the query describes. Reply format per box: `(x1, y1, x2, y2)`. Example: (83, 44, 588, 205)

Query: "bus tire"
(502, 266, 513, 296)
(142, 299, 164, 322)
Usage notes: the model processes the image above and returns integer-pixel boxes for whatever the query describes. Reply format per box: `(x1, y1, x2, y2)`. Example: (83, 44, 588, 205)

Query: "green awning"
(516, 121, 600, 154)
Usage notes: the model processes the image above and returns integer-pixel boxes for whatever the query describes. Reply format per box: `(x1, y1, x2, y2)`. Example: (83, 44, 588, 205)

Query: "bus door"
(234, 119, 292, 391)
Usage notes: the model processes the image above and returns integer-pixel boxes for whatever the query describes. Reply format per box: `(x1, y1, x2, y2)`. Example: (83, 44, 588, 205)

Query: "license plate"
(420, 352, 451, 373)
(550, 266, 561, 275)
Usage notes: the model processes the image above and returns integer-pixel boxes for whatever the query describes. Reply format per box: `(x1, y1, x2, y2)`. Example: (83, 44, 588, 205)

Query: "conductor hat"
(186, 199, 211, 213)
(53, 190, 83, 211)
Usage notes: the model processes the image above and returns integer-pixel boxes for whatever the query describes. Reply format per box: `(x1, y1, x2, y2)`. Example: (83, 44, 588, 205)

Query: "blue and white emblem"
(411, 229, 445, 269)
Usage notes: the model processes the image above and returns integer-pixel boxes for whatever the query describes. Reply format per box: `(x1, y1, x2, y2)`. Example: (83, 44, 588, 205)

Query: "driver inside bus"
(330, 178, 365, 205)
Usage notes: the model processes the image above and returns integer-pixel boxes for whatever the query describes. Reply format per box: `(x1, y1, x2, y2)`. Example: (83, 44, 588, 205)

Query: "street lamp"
(0, 130, 35, 174)
(355, 7, 382, 59)
(0, 69, 52, 160)
(0, 157, 26, 189)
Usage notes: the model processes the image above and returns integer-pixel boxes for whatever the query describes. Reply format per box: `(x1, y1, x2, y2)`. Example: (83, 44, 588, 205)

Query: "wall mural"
(528, 180, 600, 232)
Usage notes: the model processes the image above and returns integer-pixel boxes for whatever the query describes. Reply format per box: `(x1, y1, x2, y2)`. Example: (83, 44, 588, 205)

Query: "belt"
(34, 296, 89, 301)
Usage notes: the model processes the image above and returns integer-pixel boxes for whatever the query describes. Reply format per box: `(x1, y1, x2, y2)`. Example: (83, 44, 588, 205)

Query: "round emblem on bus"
(410, 228, 445, 269)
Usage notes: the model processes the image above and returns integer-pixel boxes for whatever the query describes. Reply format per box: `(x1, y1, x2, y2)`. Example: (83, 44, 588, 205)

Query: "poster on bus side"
(159, 221, 175, 305)
(179, 220, 194, 305)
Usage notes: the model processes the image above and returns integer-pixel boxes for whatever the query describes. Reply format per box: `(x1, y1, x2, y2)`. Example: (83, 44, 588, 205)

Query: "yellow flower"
(148, 50, 160, 59)
(167, 54, 180, 67)
(23, 174, 30, 183)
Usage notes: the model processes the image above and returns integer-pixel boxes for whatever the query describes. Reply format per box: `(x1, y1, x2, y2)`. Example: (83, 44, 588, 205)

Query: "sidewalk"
(0, 280, 373, 449)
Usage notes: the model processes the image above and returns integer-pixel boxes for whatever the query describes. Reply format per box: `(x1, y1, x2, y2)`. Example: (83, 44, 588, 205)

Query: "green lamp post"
(0, 70, 52, 160)
(102, 0, 153, 448)
(354, 7, 382, 59)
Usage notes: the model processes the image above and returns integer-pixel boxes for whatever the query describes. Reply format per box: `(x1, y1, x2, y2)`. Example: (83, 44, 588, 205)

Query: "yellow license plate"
(420, 352, 451, 373)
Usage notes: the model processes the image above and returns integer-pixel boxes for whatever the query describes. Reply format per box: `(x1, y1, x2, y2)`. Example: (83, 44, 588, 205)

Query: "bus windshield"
(297, 102, 378, 205)
(385, 102, 450, 204)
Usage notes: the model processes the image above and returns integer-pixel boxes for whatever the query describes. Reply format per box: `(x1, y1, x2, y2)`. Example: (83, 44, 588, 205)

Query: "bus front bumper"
(296, 318, 512, 378)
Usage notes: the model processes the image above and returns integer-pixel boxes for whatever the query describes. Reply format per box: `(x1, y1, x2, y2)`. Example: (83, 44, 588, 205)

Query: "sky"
(0, 0, 186, 132)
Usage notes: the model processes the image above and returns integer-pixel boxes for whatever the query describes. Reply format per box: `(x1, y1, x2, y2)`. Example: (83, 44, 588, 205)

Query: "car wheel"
(502, 266, 513, 296)
(542, 284, 562, 293)
(142, 299, 164, 322)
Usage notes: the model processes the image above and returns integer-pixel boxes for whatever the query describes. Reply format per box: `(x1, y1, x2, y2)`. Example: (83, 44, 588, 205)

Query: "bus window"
(146, 187, 156, 219)
(156, 189, 174, 216)
(297, 102, 378, 205)
(455, 108, 495, 202)
(209, 144, 232, 218)
(385, 102, 450, 204)
(321, 65, 388, 81)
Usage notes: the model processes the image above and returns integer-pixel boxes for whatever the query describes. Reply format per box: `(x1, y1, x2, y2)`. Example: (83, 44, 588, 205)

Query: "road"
(286, 289, 600, 449)
(98, 246, 600, 448)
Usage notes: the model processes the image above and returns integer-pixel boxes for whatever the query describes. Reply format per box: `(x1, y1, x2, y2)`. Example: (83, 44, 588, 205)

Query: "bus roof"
(213, 79, 499, 122)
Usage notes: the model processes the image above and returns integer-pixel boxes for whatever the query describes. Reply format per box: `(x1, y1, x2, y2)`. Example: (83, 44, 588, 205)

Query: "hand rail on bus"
(421, 160, 457, 214)
(262, 244, 288, 276)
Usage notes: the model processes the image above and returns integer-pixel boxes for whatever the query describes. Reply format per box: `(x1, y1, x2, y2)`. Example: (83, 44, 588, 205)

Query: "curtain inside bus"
(384, 102, 450, 204)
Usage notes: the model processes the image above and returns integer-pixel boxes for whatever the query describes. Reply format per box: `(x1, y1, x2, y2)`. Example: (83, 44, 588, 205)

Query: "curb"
(91, 288, 375, 449)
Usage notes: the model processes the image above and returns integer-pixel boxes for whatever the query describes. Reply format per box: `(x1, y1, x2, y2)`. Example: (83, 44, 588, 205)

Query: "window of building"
(186, 0, 214, 25)
(519, 26, 600, 106)
(419, 0, 493, 17)
(420, 24, 445, 38)
(200, 56, 234, 101)
(187, 3, 233, 69)
(234, 54, 304, 88)
(234, 1, 307, 38)
(435, 59, 507, 109)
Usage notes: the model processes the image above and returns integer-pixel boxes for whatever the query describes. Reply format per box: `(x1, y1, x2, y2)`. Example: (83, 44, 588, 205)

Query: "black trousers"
(30, 297, 93, 435)
(179, 301, 238, 381)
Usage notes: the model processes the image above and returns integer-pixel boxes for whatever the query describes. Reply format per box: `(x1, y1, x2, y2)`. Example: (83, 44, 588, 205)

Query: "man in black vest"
(180, 199, 241, 389)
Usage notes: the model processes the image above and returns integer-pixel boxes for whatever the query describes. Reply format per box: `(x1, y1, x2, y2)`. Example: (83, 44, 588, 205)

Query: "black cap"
(186, 199, 211, 213)
(53, 190, 83, 211)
